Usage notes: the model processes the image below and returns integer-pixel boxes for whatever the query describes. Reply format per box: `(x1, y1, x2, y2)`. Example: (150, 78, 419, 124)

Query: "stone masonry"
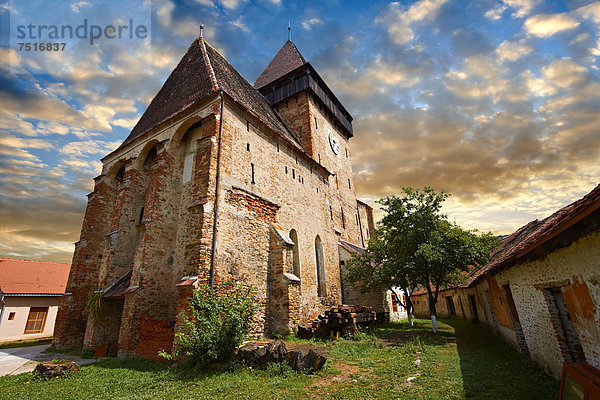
(53, 36, 377, 359)
(412, 186, 600, 378)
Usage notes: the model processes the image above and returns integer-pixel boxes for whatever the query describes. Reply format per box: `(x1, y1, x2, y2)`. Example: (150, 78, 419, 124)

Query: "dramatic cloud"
(378, 0, 449, 45)
(1, 0, 599, 262)
(525, 13, 580, 37)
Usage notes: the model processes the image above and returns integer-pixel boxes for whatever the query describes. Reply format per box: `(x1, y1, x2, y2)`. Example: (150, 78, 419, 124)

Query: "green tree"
(348, 187, 497, 333)
(346, 237, 417, 326)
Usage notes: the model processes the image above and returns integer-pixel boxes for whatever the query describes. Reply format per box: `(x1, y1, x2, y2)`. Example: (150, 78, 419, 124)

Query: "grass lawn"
(0, 338, 52, 349)
(0, 319, 558, 399)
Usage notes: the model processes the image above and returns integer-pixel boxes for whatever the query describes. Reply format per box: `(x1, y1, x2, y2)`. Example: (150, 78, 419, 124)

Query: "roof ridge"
(200, 38, 220, 91)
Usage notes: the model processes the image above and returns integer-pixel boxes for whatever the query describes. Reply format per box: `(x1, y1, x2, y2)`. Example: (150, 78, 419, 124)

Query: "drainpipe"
(209, 90, 225, 291)
(0, 292, 6, 330)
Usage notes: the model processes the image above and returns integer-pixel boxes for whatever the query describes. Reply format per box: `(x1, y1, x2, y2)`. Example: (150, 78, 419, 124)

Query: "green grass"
(0, 319, 558, 399)
(0, 338, 52, 349)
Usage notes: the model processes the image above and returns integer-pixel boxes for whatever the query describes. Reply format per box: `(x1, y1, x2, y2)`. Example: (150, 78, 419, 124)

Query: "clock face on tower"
(328, 130, 340, 155)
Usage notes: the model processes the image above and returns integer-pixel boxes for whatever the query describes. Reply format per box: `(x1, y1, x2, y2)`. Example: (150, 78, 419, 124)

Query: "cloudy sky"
(0, 0, 599, 263)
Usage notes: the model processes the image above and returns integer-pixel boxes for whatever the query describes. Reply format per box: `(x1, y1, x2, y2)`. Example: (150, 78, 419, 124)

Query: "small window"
(348, 179, 351, 189)
(277, 142, 279, 152)
(8, 312, 15, 320)
(139, 207, 145, 224)
(314, 117, 318, 129)
(391, 294, 398, 313)
(329, 205, 333, 220)
(285, 166, 288, 174)
(345, 148, 348, 158)
(246, 143, 250, 151)
(246, 121, 250, 131)
(251, 163, 255, 184)
(24, 307, 48, 334)
(292, 169, 295, 179)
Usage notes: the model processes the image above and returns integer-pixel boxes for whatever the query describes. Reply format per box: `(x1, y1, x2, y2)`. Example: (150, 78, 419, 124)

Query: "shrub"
(165, 281, 259, 367)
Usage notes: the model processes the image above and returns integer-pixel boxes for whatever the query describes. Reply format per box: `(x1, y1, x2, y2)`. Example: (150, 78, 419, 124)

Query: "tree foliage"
(347, 187, 498, 332)
(165, 281, 260, 367)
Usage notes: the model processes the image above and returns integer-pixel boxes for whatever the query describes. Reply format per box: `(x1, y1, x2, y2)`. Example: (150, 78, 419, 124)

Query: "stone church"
(53, 33, 381, 358)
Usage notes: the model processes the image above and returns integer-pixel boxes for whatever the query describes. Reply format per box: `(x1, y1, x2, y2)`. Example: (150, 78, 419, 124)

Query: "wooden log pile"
(297, 305, 377, 339)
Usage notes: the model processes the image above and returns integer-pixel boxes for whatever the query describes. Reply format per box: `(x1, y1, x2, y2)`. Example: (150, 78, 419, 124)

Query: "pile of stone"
(34, 361, 81, 378)
(235, 340, 327, 373)
(297, 305, 377, 339)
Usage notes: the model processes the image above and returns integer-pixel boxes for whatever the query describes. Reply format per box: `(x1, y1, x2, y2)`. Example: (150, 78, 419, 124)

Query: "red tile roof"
(339, 240, 365, 255)
(470, 183, 600, 285)
(254, 40, 307, 89)
(0, 258, 71, 295)
(122, 38, 302, 151)
(412, 183, 600, 295)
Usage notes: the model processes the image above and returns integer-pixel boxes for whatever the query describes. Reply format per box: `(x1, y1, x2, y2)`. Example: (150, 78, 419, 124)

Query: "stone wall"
(54, 86, 380, 358)
(411, 229, 600, 379)
(481, 230, 600, 378)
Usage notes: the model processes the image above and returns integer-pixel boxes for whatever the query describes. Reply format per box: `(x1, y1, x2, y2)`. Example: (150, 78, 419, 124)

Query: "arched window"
(181, 122, 202, 183)
(143, 146, 158, 170)
(114, 165, 125, 187)
(289, 229, 300, 277)
(315, 235, 326, 297)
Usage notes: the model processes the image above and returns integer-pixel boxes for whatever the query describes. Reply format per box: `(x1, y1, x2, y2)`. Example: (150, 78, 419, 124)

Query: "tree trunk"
(403, 288, 414, 327)
(429, 299, 438, 333)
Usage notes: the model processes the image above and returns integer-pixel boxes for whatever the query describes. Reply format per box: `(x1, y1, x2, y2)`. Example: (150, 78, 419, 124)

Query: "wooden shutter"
(24, 307, 48, 334)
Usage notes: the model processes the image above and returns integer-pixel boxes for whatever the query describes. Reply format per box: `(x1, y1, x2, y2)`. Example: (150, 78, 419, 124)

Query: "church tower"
(53, 32, 379, 360)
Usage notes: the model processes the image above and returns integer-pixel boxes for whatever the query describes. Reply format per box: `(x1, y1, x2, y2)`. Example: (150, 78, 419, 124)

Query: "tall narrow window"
(348, 179, 351, 189)
(341, 208, 345, 229)
(251, 163, 255, 184)
(290, 229, 300, 277)
(502, 284, 528, 354)
(315, 235, 326, 297)
(24, 307, 48, 334)
(292, 169, 295, 179)
(246, 121, 250, 131)
(246, 143, 250, 151)
(329, 205, 333, 220)
(181, 122, 201, 183)
(546, 288, 586, 363)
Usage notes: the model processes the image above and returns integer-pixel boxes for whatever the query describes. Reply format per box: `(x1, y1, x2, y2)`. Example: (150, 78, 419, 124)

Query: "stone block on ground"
(286, 348, 327, 373)
(34, 361, 81, 378)
(235, 340, 287, 369)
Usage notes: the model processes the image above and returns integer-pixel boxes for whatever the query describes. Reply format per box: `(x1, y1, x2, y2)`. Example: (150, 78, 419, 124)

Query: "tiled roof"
(0, 258, 71, 295)
(103, 270, 132, 298)
(339, 240, 365, 255)
(413, 183, 600, 295)
(122, 38, 302, 151)
(469, 183, 600, 285)
(254, 40, 307, 89)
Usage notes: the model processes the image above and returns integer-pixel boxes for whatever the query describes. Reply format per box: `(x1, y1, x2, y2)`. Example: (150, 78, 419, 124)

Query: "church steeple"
(254, 39, 307, 89)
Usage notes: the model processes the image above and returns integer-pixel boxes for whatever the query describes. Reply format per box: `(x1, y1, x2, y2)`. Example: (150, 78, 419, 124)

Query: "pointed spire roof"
(254, 40, 307, 89)
(123, 38, 302, 150)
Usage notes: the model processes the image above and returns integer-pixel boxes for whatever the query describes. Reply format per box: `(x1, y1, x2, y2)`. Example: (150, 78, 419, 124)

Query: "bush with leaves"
(165, 281, 259, 367)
